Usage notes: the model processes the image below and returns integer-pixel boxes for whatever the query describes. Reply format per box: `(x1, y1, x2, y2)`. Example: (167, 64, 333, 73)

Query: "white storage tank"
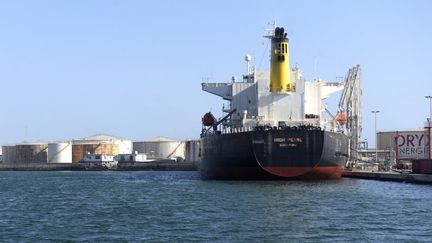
(15, 143, 48, 163)
(185, 140, 200, 162)
(48, 142, 73, 163)
(1, 145, 16, 163)
(133, 136, 186, 160)
(72, 142, 119, 163)
(75, 134, 132, 154)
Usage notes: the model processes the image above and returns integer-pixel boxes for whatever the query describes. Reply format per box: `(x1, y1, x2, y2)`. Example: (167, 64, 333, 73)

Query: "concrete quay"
(0, 161, 198, 171)
(343, 170, 432, 184)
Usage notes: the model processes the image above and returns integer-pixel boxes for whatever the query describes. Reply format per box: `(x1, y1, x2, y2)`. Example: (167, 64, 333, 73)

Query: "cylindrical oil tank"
(15, 143, 48, 163)
(133, 136, 185, 160)
(2, 145, 16, 164)
(185, 140, 200, 162)
(116, 139, 132, 155)
(48, 142, 73, 163)
(75, 134, 132, 154)
(72, 142, 119, 162)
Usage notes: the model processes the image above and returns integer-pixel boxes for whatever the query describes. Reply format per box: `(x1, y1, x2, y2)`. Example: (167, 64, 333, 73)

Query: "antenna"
(263, 21, 276, 38)
(313, 57, 318, 80)
(245, 55, 251, 75)
(258, 39, 270, 70)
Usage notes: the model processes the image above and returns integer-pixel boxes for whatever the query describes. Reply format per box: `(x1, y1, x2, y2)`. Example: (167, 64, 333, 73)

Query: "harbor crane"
(337, 65, 362, 167)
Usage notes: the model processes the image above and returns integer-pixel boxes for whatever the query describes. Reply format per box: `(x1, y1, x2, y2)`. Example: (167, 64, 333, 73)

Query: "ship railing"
(221, 126, 255, 134)
(201, 83, 231, 88)
(323, 82, 344, 87)
(211, 124, 324, 136)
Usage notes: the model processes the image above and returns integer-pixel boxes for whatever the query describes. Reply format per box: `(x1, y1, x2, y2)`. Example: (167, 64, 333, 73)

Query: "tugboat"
(200, 25, 361, 180)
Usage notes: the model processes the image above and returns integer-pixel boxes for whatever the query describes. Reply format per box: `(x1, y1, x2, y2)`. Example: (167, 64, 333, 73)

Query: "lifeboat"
(336, 112, 347, 125)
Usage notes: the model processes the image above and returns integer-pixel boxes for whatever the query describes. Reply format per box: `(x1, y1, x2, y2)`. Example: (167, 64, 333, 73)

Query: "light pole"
(426, 96, 432, 159)
(426, 96, 432, 121)
(371, 110, 380, 162)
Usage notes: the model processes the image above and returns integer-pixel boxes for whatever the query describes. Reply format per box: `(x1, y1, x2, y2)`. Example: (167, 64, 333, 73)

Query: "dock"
(343, 170, 432, 184)
(0, 161, 198, 171)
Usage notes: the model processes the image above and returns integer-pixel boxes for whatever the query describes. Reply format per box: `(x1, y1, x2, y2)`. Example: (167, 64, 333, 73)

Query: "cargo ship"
(200, 25, 361, 180)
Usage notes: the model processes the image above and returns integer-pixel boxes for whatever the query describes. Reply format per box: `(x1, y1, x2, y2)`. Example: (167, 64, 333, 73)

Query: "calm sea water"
(0, 171, 431, 242)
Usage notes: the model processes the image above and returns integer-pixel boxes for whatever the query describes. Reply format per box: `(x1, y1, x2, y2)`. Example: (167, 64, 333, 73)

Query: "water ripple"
(0, 172, 431, 242)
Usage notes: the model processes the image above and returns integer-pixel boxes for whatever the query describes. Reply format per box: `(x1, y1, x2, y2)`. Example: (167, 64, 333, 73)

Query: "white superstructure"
(202, 67, 344, 132)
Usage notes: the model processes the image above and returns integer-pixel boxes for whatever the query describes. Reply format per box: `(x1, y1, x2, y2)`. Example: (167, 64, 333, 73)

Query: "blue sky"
(0, 0, 431, 146)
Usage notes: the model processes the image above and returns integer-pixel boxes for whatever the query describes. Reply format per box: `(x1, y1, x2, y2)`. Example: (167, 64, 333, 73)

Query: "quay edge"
(343, 170, 432, 184)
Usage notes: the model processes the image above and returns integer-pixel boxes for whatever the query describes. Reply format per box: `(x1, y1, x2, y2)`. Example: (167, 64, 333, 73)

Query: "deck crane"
(337, 65, 362, 168)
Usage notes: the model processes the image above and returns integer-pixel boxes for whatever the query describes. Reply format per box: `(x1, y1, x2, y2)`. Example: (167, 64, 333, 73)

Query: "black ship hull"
(200, 129, 348, 180)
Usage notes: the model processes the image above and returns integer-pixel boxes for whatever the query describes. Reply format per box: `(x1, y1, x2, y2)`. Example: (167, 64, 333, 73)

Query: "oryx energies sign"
(395, 131, 430, 159)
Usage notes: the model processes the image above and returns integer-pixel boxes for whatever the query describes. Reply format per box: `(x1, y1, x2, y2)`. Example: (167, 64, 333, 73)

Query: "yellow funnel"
(270, 27, 291, 92)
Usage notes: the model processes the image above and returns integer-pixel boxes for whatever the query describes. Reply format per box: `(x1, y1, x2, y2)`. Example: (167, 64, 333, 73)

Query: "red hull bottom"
(264, 166, 344, 180)
(201, 166, 344, 180)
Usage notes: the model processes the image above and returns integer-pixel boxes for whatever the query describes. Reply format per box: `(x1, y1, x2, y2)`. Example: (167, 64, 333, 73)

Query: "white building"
(82, 154, 117, 168)
(117, 152, 148, 162)
(83, 154, 115, 162)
